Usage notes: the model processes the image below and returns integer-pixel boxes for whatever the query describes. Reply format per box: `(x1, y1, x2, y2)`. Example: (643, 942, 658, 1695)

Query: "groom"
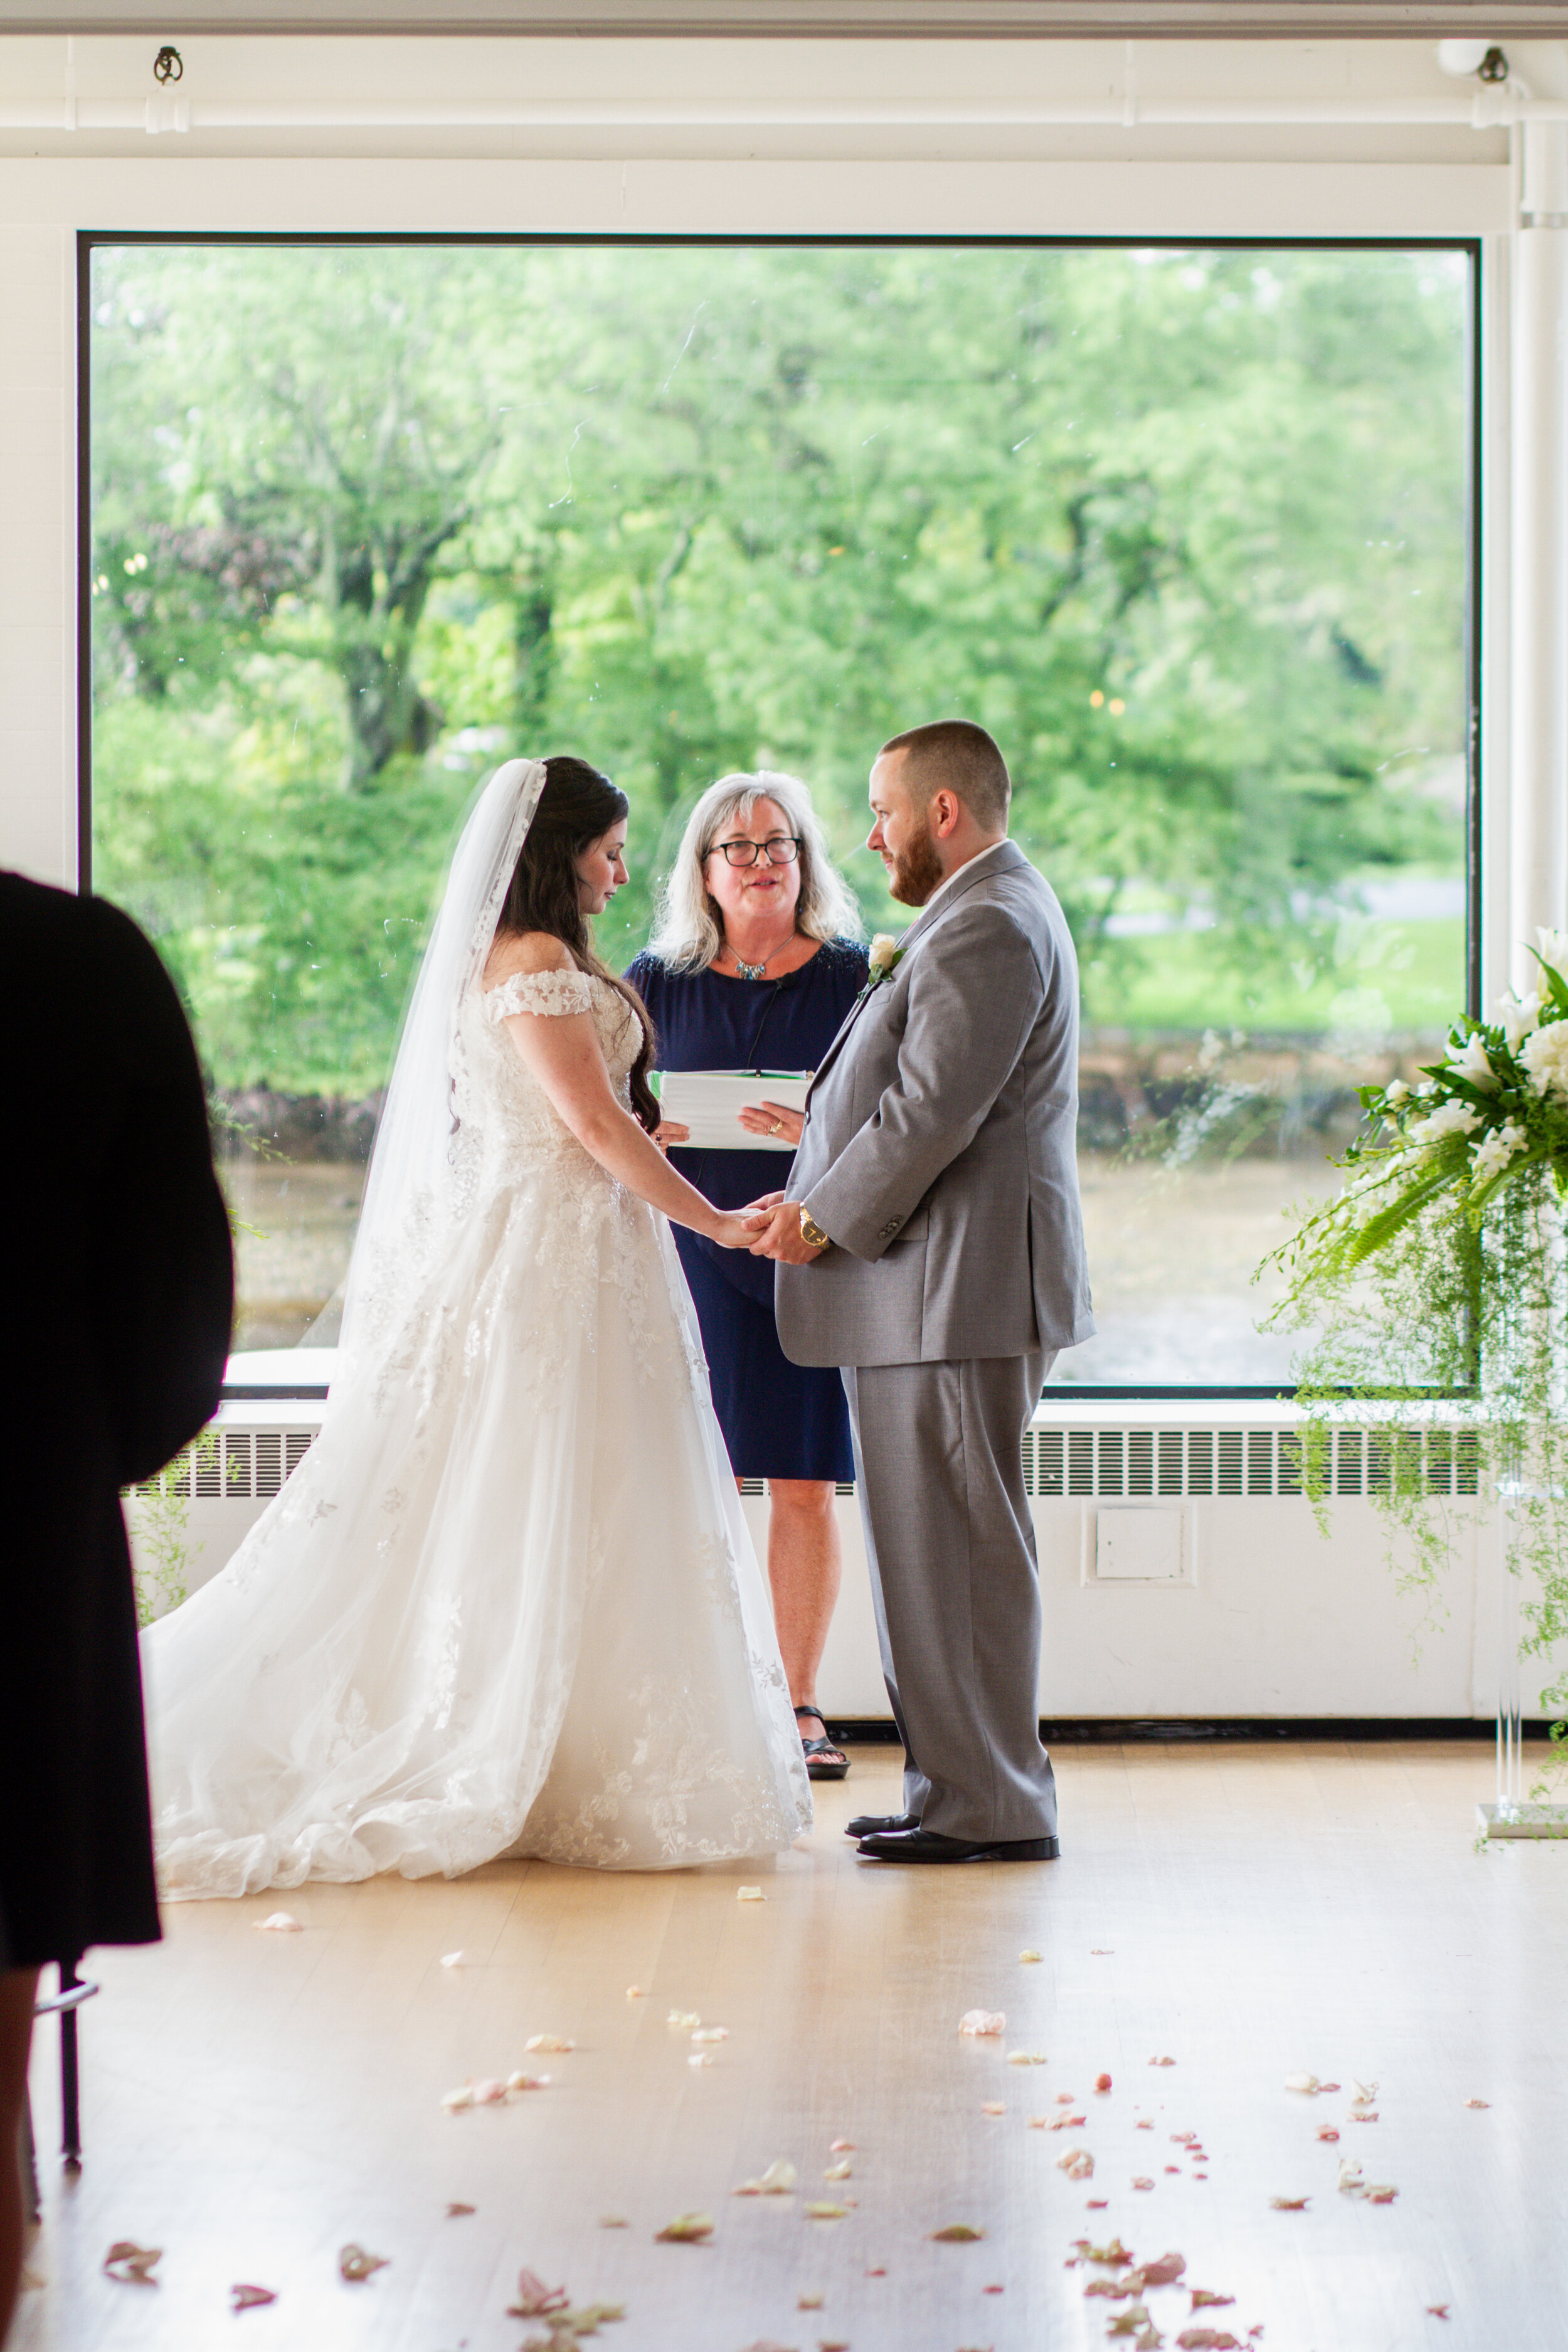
(748, 719, 1093, 1863)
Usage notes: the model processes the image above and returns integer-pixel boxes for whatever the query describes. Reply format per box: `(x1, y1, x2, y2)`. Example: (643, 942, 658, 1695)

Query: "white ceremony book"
(653, 1068, 812, 1151)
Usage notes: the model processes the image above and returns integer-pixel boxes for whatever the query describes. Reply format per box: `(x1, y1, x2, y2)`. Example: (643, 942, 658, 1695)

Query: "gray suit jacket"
(775, 839, 1094, 1369)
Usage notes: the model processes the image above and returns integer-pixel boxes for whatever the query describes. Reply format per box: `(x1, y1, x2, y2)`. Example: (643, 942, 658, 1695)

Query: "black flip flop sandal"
(794, 1703, 850, 1781)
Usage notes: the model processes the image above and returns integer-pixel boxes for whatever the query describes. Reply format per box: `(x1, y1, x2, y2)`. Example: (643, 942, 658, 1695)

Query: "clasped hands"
(743, 1192, 829, 1264)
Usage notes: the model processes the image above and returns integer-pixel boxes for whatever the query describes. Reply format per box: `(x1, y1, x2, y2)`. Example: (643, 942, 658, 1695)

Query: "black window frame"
(77, 228, 1485, 1405)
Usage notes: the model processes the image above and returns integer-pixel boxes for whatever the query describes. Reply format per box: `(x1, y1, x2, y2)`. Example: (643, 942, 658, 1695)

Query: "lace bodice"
(456, 965, 642, 1175)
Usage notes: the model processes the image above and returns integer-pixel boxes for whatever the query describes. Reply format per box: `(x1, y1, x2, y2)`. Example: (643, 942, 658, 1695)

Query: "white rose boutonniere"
(864, 933, 905, 993)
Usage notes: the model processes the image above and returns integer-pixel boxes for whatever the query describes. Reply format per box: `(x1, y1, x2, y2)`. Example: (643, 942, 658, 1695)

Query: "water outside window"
(88, 241, 1471, 1388)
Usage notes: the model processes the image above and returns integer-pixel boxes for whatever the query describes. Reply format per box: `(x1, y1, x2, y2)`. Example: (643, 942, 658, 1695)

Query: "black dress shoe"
(845, 1810, 920, 1840)
(856, 1827, 1060, 1864)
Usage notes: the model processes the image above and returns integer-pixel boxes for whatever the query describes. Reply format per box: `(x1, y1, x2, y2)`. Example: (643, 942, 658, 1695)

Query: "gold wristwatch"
(798, 1207, 832, 1252)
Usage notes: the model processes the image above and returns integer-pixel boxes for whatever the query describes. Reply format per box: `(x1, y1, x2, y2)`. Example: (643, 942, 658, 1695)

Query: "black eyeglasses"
(707, 835, 802, 868)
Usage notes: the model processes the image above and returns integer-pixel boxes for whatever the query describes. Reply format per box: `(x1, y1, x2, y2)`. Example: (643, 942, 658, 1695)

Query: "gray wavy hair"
(647, 770, 864, 975)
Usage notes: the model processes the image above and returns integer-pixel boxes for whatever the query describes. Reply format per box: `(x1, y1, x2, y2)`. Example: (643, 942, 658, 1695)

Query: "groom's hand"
(748, 1200, 830, 1264)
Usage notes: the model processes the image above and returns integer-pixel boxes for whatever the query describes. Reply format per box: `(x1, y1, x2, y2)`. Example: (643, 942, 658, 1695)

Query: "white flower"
(1408, 1098, 1481, 1143)
(1521, 1018, 1568, 1099)
(1384, 1079, 1411, 1106)
(1447, 1033, 1500, 1091)
(1537, 925, 1568, 977)
(868, 932, 901, 973)
(1499, 990, 1542, 1051)
(1472, 1121, 1527, 1183)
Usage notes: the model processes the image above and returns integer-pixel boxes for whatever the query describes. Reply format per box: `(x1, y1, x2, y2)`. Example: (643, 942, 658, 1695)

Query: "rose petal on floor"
(667, 2010, 700, 2029)
(737, 1885, 765, 1901)
(1191, 2290, 1235, 2309)
(625, 1985, 644, 2000)
(1019, 1949, 1043, 1963)
(599, 2217, 628, 2229)
(692, 2026, 729, 2043)
(507, 2269, 569, 2317)
(734, 2160, 799, 2196)
(1049, 2114, 1087, 2131)
(1464, 2097, 1489, 2109)
(1131, 2178, 1155, 2192)
(798, 2290, 825, 2307)
(337, 2243, 389, 2282)
(1426, 2304, 1451, 2319)
(254, 1912, 302, 1934)
(442, 2084, 474, 2111)
(958, 2010, 1006, 2037)
(1134, 2251, 1185, 2288)
(829, 2139, 856, 2153)
(807, 2202, 852, 2221)
(1316, 2127, 1340, 2143)
(824, 2158, 854, 2179)
(1148, 2057, 1176, 2067)
(445, 2202, 476, 2218)
(1350, 2080, 1378, 2105)
(506, 2071, 551, 2092)
(929, 2223, 985, 2241)
(1095, 2074, 1113, 2094)
(655, 2213, 714, 2242)
(1007, 2052, 1047, 2066)
(980, 2104, 1006, 2118)
(103, 2242, 161, 2284)
(230, 2284, 277, 2311)
(1283, 2073, 1320, 2095)
(471, 2079, 507, 2105)
(526, 2034, 576, 2053)
(440, 1951, 465, 1968)
(1056, 2150, 1094, 2180)
(1071, 2237, 1135, 2266)
(1269, 2196, 1309, 2210)
(689, 2052, 715, 2068)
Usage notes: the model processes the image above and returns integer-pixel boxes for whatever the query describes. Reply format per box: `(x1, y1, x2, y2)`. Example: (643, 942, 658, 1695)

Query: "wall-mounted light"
(1436, 40, 1508, 82)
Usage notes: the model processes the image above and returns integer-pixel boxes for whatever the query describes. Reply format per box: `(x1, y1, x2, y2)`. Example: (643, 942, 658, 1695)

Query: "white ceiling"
(3, 3, 1567, 36)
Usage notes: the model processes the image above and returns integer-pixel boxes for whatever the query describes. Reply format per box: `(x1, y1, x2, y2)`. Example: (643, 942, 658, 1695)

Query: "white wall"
(11, 29, 1554, 1722)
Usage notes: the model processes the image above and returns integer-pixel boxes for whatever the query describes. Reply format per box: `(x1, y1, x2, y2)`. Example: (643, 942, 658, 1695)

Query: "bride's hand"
(710, 1209, 771, 1251)
(737, 1099, 805, 1146)
(654, 1118, 691, 1153)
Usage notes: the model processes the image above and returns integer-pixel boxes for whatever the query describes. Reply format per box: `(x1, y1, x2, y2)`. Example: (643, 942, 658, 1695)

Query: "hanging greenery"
(1259, 931, 1568, 1769)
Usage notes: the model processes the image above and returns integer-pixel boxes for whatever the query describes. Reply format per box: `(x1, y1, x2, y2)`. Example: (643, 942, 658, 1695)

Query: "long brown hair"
(494, 755, 660, 1133)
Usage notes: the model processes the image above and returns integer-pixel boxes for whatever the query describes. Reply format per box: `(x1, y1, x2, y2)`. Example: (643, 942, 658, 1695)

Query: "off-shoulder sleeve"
(484, 968, 596, 1022)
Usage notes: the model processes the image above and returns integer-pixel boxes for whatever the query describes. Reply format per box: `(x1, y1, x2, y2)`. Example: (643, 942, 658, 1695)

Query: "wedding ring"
(769, 1120, 783, 1135)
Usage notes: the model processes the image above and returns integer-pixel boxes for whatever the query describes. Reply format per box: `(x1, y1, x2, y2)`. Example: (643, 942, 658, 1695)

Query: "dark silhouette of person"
(0, 872, 232, 2336)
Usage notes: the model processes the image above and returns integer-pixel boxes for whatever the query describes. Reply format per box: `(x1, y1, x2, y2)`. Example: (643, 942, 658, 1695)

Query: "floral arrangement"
(1262, 930, 1568, 1777)
(1278, 927, 1568, 1283)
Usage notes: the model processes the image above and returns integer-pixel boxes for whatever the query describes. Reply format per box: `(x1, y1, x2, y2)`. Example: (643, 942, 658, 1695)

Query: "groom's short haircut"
(880, 719, 1011, 831)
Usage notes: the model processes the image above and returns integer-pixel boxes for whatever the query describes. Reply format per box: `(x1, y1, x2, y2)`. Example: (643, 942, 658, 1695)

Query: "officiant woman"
(627, 774, 868, 1781)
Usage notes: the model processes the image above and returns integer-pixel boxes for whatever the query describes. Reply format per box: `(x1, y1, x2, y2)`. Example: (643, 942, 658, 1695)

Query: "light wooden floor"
(13, 1742, 1567, 2352)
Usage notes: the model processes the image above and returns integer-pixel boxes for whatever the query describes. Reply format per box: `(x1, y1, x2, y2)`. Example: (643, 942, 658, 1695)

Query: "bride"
(144, 756, 812, 1894)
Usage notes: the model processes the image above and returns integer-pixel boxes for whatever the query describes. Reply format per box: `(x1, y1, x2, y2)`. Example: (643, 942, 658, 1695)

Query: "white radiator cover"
(125, 1404, 1556, 1724)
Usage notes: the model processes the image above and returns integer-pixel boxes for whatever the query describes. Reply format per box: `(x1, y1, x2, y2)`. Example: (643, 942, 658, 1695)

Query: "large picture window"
(85, 236, 1475, 1392)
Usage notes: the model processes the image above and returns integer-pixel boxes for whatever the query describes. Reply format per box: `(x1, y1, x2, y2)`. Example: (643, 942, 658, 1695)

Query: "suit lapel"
(805, 840, 1027, 1103)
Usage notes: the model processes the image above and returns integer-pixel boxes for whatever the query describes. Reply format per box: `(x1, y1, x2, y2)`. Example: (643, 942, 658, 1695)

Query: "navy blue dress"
(626, 938, 869, 1483)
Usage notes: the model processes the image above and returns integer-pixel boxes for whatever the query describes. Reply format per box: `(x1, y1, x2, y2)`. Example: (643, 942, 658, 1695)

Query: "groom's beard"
(887, 817, 945, 906)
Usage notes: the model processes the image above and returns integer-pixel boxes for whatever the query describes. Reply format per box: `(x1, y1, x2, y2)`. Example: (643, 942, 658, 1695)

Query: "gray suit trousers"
(841, 1349, 1058, 1843)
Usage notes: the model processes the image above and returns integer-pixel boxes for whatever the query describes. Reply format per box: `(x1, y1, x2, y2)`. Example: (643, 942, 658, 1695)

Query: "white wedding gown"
(144, 966, 812, 1895)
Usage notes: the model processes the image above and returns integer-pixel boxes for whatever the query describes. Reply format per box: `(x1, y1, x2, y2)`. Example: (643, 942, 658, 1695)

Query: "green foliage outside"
(90, 240, 1469, 1101)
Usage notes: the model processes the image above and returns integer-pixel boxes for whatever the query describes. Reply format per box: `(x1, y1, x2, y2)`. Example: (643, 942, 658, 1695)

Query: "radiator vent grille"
(130, 1424, 1480, 1510)
(1022, 1428, 1480, 1500)
(133, 1428, 317, 1503)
